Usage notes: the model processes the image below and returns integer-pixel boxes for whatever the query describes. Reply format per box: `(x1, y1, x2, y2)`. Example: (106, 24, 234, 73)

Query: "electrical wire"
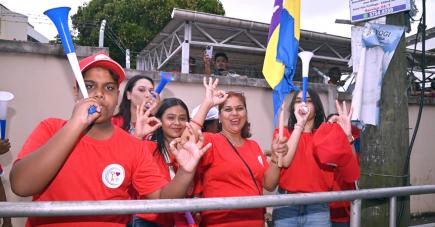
(397, 1, 427, 225)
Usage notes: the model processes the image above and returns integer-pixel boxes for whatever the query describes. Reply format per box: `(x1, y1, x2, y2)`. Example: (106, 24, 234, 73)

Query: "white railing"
(1, 185, 435, 227)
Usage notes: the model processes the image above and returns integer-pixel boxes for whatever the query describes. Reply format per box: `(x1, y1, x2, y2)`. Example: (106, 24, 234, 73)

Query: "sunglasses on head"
(225, 91, 244, 96)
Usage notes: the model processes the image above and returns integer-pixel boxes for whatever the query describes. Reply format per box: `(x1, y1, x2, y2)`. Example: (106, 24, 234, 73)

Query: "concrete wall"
(0, 6, 28, 41)
(408, 100, 435, 215)
(1, 40, 434, 225)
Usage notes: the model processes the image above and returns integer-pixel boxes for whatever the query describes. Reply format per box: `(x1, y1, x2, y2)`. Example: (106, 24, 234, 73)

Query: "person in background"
(191, 105, 219, 133)
(327, 113, 360, 227)
(113, 75, 161, 140)
(9, 52, 209, 227)
(271, 88, 359, 227)
(0, 139, 12, 227)
(328, 67, 345, 87)
(203, 52, 238, 77)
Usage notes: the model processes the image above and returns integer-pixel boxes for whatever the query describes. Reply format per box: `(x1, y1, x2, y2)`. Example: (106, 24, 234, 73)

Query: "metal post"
(98, 20, 106, 47)
(350, 199, 361, 227)
(126, 49, 130, 69)
(389, 197, 397, 227)
(181, 21, 191, 74)
(136, 54, 142, 70)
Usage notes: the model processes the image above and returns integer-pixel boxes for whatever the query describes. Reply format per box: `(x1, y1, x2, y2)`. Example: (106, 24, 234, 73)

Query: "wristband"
(190, 119, 203, 129)
(294, 124, 304, 130)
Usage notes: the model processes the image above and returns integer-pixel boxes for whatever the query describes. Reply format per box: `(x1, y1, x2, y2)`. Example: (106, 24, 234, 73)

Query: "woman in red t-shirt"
(112, 75, 161, 139)
(132, 78, 229, 227)
(132, 97, 191, 227)
(192, 84, 287, 227)
(272, 88, 358, 227)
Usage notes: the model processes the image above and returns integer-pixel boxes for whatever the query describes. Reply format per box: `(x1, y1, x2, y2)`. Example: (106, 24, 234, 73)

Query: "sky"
(1, 0, 434, 40)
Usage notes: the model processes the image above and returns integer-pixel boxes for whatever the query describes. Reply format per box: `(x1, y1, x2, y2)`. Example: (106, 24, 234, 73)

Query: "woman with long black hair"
(113, 75, 161, 139)
(272, 88, 359, 227)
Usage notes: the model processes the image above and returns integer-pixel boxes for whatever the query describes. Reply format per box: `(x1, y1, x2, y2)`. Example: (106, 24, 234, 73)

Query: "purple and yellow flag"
(262, 0, 300, 122)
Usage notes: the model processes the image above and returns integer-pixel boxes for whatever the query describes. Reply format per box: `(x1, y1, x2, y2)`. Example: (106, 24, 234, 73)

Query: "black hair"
(328, 67, 342, 84)
(217, 92, 251, 138)
(287, 88, 326, 130)
(203, 119, 219, 133)
(151, 98, 190, 157)
(114, 75, 154, 131)
(214, 52, 228, 62)
(326, 113, 339, 122)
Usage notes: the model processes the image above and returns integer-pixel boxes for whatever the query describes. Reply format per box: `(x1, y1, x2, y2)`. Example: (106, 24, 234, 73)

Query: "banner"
(349, 0, 411, 23)
(351, 23, 404, 126)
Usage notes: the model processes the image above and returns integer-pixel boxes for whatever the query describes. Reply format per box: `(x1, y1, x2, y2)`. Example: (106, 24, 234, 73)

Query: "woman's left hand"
(203, 77, 227, 107)
(331, 100, 353, 138)
(0, 139, 11, 155)
(170, 123, 211, 173)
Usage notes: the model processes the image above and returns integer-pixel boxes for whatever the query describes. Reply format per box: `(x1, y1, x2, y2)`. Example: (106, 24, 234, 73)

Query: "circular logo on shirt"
(102, 164, 125, 188)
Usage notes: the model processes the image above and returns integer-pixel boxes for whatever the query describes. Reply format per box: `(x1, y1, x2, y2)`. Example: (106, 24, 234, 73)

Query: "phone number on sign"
(368, 7, 394, 17)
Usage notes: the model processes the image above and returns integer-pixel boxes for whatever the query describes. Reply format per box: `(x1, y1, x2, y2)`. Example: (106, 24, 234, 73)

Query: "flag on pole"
(262, 0, 300, 123)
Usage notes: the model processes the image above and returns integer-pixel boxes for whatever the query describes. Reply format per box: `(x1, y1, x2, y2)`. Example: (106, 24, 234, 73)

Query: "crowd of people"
(1, 51, 360, 227)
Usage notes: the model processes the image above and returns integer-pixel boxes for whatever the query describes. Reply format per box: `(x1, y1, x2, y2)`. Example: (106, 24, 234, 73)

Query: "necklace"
(220, 131, 244, 147)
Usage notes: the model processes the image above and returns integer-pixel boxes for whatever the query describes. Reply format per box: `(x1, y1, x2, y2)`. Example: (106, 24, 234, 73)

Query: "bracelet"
(190, 119, 204, 129)
(294, 124, 304, 130)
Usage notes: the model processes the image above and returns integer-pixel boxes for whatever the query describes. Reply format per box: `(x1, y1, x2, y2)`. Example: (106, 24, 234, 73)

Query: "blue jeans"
(128, 216, 160, 227)
(272, 189, 331, 227)
(331, 222, 349, 227)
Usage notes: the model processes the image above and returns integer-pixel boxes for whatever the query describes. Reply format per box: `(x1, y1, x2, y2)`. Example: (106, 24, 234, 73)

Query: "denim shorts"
(272, 188, 331, 227)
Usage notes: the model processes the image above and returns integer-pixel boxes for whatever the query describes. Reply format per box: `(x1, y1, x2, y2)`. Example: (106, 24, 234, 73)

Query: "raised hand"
(294, 103, 309, 127)
(134, 101, 162, 139)
(69, 97, 102, 128)
(332, 100, 353, 137)
(0, 139, 11, 155)
(169, 123, 211, 173)
(203, 52, 212, 76)
(271, 136, 288, 165)
(203, 77, 228, 107)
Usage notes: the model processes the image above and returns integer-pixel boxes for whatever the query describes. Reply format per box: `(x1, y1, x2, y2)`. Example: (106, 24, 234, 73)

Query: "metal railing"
(1, 185, 435, 227)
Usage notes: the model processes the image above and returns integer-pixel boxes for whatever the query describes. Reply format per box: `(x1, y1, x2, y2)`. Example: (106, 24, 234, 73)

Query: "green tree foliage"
(72, 0, 225, 67)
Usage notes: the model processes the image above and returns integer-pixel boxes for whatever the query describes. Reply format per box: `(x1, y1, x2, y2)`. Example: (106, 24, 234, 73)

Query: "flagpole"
(278, 103, 285, 167)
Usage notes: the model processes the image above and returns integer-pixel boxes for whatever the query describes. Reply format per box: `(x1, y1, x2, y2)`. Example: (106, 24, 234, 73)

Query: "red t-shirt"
(111, 115, 124, 128)
(195, 133, 269, 227)
(276, 127, 335, 193)
(136, 142, 187, 227)
(16, 118, 168, 227)
(329, 125, 360, 223)
(329, 172, 357, 223)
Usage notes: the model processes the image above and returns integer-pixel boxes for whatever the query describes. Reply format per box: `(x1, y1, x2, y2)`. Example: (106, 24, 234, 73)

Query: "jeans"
(272, 189, 331, 227)
(272, 203, 331, 227)
(128, 216, 160, 227)
(331, 222, 349, 227)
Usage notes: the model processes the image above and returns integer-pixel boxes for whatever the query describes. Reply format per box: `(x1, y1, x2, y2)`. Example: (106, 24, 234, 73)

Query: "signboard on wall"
(349, 0, 411, 23)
